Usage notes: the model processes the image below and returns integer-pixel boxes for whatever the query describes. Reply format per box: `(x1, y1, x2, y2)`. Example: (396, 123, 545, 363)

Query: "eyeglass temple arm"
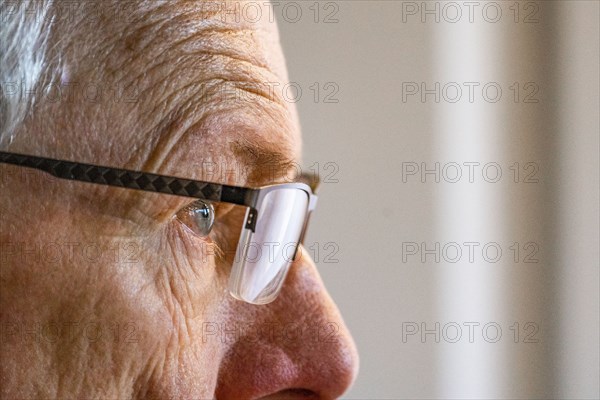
(0, 151, 255, 206)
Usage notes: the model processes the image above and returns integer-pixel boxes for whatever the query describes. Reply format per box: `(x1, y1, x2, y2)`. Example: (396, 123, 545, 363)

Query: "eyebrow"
(230, 138, 297, 186)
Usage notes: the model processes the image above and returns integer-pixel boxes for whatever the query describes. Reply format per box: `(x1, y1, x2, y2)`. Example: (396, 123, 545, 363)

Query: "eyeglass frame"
(0, 150, 319, 275)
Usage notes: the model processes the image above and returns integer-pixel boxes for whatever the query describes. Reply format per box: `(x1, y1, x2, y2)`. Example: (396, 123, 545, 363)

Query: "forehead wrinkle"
(130, 75, 293, 177)
(126, 38, 297, 174)
(125, 48, 287, 132)
(113, 1, 276, 70)
(89, 1, 283, 90)
(79, 0, 300, 185)
(118, 25, 293, 174)
(121, 40, 293, 175)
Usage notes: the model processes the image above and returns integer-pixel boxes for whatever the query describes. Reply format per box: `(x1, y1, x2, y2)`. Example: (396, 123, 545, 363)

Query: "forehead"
(81, 0, 302, 186)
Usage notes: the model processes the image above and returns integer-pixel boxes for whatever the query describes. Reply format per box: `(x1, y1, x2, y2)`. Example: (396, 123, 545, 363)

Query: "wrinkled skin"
(0, 1, 358, 398)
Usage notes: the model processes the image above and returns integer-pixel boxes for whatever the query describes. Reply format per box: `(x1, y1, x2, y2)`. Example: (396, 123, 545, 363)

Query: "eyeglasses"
(0, 151, 319, 305)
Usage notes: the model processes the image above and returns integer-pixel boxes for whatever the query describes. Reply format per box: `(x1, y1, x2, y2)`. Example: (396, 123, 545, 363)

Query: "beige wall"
(276, 1, 599, 398)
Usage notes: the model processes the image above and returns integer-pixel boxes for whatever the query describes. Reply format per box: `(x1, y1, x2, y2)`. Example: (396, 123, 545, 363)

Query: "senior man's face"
(0, 1, 358, 398)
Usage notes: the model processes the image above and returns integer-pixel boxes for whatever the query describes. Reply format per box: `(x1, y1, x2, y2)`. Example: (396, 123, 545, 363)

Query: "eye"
(176, 200, 215, 237)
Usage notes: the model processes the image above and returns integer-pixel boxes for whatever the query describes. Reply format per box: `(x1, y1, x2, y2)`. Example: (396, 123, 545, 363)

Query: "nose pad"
(291, 243, 300, 261)
(293, 211, 313, 261)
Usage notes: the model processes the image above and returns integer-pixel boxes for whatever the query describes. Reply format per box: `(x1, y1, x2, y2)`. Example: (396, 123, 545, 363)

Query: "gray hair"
(0, 1, 54, 146)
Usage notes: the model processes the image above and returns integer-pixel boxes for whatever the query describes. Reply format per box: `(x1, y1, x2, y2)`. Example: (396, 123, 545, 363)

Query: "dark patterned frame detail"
(0, 151, 319, 234)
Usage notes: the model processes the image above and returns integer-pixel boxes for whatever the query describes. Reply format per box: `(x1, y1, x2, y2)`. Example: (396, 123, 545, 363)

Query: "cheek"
(1, 188, 235, 396)
(90, 223, 231, 397)
(156, 222, 225, 310)
(141, 221, 232, 354)
(137, 225, 237, 398)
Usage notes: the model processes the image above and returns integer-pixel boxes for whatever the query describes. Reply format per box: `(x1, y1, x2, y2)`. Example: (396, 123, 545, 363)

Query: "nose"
(215, 247, 359, 399)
